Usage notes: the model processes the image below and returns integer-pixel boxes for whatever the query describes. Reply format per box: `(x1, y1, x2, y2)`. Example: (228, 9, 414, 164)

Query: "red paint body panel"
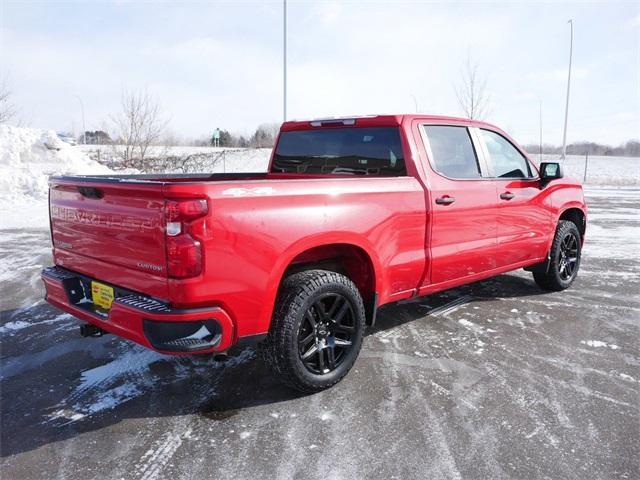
(50, 182, 167, 274)
(43, 114, 587, 354)
(164, 176, 427, 337)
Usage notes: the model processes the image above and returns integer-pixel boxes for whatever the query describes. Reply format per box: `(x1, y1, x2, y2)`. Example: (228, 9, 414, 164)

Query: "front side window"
(480, 129, 533, 178)
(423, 125, 481, 179)
(271, 127, 406, 176)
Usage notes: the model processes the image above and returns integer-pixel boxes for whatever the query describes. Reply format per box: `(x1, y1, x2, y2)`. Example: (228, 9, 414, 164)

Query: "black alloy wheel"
(298, 293, 356, 375)
(533, 219, 582, 291)
(558, 231, 580, 281)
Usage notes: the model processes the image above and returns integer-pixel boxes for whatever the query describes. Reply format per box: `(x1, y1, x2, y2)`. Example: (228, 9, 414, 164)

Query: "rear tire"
(533, 220, 582, 291)
(260, 270, 365, 393)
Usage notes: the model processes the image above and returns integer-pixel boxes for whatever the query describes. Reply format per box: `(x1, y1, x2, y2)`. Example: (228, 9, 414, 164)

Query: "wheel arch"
(527, 204, 586, 276)
(558, 206, 586, 241)
(265, 239, 382, 327)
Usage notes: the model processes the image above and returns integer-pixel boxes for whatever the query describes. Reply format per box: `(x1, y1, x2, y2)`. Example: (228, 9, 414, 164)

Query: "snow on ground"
(47, 347, 255, 423)
(0, 126, 113, 229)
(582, 186, 640, 261)
(0, 126, 113, 202)
(538, 154, 640, 186)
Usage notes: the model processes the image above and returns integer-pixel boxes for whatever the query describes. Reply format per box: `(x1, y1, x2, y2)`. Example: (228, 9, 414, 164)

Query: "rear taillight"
(167, 235, 202, 278)
(165, 199, 208, 278)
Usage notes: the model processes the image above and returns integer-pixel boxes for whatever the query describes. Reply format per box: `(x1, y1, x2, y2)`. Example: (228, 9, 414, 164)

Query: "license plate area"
(53, 267, 168, 317)
(91, 281, 115, 310)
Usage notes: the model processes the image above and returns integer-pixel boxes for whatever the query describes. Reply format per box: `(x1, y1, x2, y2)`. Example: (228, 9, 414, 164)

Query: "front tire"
(533, 220, 582, 291)
(260, 270, 366, 393)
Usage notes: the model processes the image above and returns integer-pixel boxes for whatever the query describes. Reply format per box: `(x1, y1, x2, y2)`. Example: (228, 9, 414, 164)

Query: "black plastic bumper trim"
(143, 318, 222, 353)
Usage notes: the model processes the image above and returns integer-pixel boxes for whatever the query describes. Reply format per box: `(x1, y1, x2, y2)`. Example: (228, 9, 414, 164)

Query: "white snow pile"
(0, 125, 112, 229)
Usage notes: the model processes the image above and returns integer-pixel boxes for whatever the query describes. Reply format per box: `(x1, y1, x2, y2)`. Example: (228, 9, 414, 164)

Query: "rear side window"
(480, 129, 533, 178)
(272, 127, 406, 176)
(423, 125, 481, 179)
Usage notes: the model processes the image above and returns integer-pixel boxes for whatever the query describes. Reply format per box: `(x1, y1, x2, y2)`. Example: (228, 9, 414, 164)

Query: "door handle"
(500, 192, 515, 200)
(435, 196, 456, 205)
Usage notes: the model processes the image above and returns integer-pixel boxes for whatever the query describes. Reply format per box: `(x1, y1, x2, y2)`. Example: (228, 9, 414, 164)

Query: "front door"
(476, 128, 552, 267)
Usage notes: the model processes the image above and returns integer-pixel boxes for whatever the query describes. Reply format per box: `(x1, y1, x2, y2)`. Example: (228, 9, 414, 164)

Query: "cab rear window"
(271, 127, 406, 176)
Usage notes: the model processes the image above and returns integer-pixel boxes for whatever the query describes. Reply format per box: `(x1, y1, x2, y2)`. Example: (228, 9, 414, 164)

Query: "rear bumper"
(41, 266, 235, 355)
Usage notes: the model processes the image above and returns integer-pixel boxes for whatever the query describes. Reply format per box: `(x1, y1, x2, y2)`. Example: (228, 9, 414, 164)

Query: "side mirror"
(540, 162, 563, 184)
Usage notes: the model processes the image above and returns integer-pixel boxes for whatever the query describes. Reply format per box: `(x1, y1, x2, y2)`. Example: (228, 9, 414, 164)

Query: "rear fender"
(258, 233, 383, 331)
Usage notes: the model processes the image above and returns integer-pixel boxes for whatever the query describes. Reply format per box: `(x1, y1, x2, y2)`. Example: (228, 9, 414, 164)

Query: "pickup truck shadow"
(369, 271, 548, 335)
(1, 271, 546, 458)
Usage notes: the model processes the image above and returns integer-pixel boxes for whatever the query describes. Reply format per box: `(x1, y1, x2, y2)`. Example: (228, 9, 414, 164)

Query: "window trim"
(476, 127, 539, 180)
(418, 124, 491, 181)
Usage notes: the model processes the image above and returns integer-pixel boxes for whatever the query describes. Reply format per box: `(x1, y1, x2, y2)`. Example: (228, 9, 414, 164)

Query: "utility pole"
(283, 0, 287, 122)
(583, 150, 589, 183)
(74, 95, 86, 144)
(560, 19, 573, 161)
(539, 100, 543, 163)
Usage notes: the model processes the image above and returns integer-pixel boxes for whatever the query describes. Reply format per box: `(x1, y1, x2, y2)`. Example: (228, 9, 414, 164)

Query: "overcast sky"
(2, 0, 639, 145)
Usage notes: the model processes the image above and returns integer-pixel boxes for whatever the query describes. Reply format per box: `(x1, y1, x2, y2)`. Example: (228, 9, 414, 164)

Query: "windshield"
(271, 127, 406, 176)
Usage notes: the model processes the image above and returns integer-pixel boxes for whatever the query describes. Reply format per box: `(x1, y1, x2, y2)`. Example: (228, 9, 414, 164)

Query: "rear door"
(49, 178, 169, 298)
(416, 123, 498, 286)
(475, 128, 552, 267)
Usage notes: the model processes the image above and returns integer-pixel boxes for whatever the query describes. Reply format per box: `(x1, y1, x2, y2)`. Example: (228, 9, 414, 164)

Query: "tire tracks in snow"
(135, 424, 193, 480)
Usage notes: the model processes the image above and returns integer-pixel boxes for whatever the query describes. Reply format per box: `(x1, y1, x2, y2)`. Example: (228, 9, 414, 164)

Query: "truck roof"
(280, 114, 501, 131)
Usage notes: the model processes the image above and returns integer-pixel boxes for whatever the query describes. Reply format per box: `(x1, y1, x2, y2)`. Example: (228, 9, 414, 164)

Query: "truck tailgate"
(49, 179, 169, 299)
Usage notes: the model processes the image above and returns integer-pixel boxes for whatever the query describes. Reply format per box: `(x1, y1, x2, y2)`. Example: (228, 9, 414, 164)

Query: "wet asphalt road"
(1, 188, 639, 480)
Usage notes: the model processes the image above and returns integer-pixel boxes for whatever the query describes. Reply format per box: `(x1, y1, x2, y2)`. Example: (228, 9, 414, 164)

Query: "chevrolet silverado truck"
(42, 114, 587, 392)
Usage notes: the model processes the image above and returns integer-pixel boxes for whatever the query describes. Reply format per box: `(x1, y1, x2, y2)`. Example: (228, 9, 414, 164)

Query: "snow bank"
(0, 126, 112, 229)
(0, 126, 112, 202)
(0, 126, 271, 230)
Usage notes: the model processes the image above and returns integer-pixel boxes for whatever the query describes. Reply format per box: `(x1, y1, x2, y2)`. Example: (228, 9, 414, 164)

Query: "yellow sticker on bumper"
(91, 281, 114, 310)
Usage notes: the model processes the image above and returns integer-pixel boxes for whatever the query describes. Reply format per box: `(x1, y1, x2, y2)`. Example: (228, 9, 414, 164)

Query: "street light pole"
(539, 100, 544, 163)
(560, 19, 573, 161)
(283, 0, 287, 122)
(74, 95, 86, 144)
(410, 94, 418, 113)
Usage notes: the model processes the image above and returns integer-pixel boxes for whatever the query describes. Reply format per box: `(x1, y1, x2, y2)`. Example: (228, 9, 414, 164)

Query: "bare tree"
(250, 122, 280, 148)
(0, 78, 18, 124)
(111, 89, 169, 165)
(454, 53, 490, 120)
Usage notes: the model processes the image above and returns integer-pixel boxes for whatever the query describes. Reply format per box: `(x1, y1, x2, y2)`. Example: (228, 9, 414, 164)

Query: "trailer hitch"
(79, 324, 108, 337)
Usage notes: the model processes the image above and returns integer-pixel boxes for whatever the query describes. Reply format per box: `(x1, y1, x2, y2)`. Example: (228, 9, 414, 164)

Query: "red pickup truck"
(42, 114, 586, 392)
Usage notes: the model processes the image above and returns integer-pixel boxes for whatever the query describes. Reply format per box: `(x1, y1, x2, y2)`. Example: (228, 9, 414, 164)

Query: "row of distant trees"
(78, 122, 279, 150)
(81, 128, 640, 157)
(192, 123, 280, 149)
(0, 78, 18, 124)
(523, 141, 640, 157)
